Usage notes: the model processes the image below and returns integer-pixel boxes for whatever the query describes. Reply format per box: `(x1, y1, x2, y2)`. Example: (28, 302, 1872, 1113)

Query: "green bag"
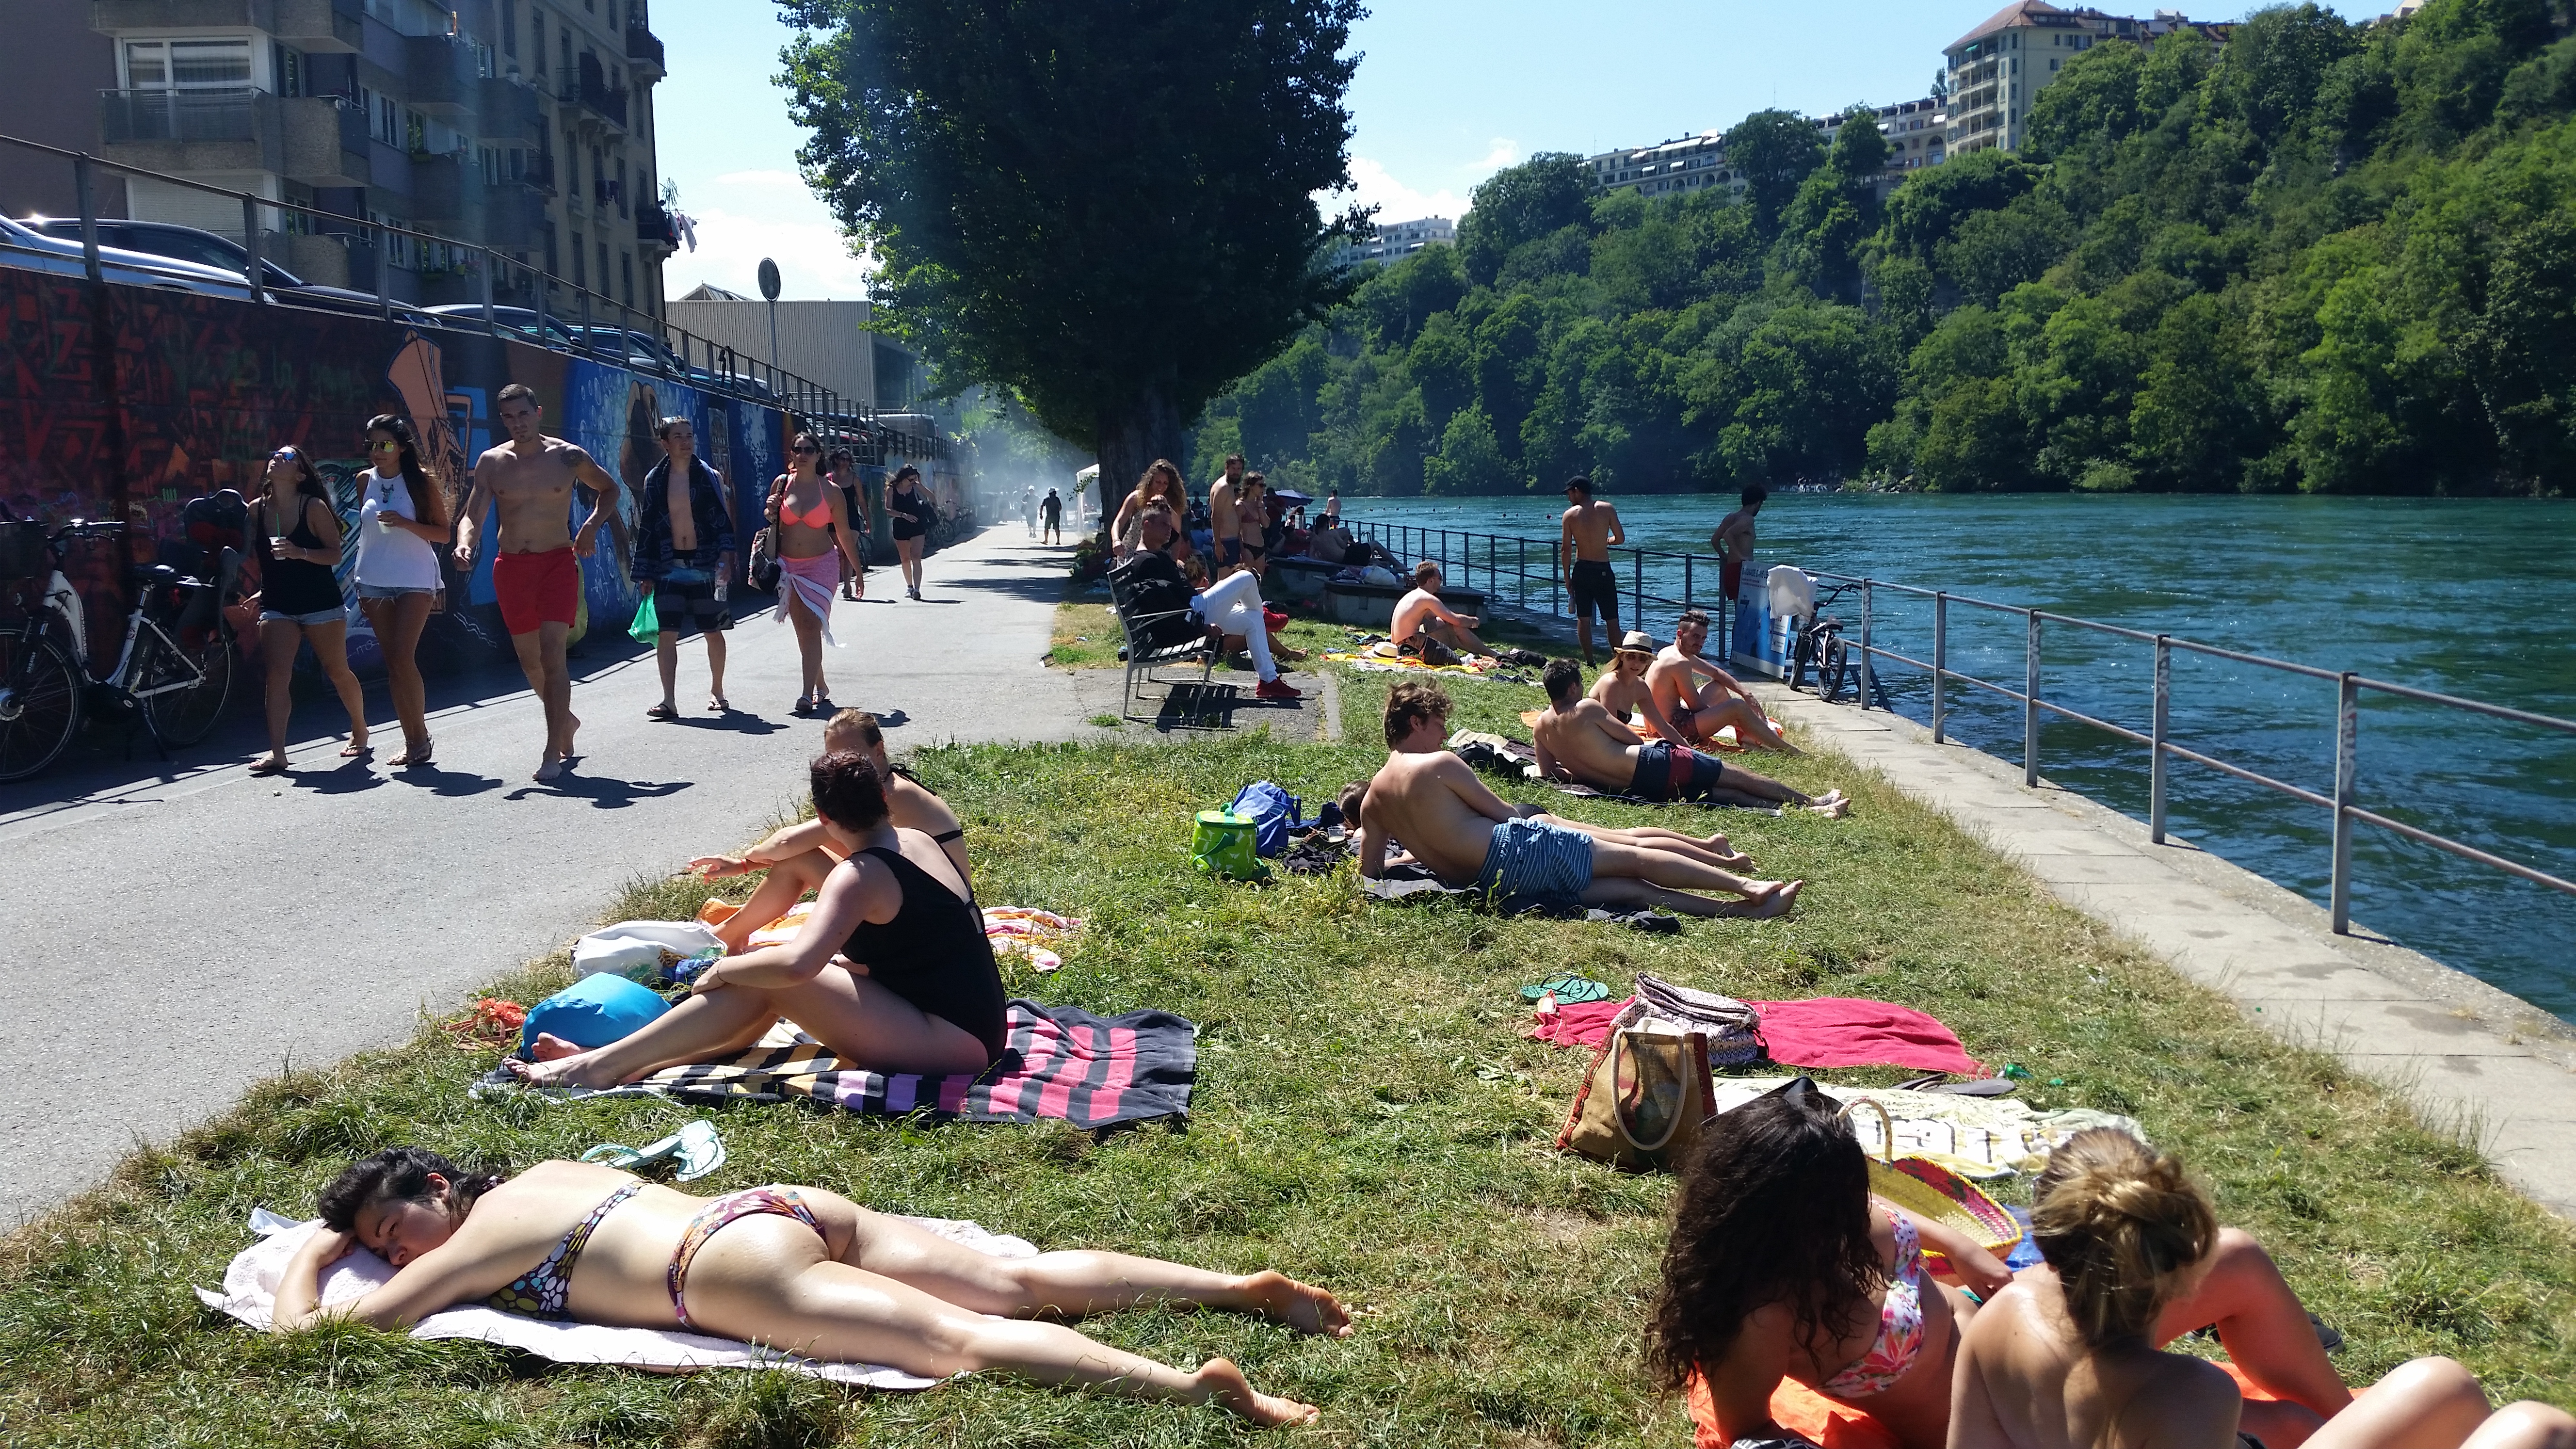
(1191, 810, 1266, 881)
(627, 590, 660, 643)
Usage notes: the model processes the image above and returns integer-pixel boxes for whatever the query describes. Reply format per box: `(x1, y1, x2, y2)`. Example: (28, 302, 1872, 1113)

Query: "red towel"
(1524, 994, 1982, 1077)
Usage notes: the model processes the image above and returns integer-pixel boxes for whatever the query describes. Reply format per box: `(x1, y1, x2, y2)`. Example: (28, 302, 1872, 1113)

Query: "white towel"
(199, 1208, 1037, 1389)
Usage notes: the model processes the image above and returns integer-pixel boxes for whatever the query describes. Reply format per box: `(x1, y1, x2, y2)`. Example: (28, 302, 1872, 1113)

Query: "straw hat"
(1614, 630, 1658, 658)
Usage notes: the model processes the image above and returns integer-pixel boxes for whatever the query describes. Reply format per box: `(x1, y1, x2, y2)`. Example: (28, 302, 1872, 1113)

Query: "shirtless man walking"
(1648, 609, 1797, 752)
(1534, 658, 1845, 815)
(1207, 454, 1246, 570)
(1352, 680, 1798, 918)
(1559, 475, 1624, 664)
(453, 382, 621, 781)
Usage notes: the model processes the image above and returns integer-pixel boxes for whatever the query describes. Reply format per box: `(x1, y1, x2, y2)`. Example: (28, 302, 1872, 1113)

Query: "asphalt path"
(0, 525, 1085, 1226)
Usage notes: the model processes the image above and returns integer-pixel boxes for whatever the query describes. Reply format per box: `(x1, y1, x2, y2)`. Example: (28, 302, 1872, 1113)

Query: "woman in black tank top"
(509, 751, 1006, 1089)
(248, 444, 369, 775)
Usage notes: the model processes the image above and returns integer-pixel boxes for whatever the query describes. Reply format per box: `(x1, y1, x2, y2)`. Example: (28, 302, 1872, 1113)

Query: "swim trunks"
(1630, 741, 1726, 803)
(1720, 555, 1745, 605)
(1397, 632, 1460, 666)
(1473, 816, 1595, 912)
(493, 546, 579, 636)
(1220, 536, 1242, 567)
(653, 565, 732, 637)
(1567, 559, 1620, 623)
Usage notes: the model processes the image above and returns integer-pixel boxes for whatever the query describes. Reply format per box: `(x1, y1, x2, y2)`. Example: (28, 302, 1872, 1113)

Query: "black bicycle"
(0, 517, 238, 781)
(1788, 578, 1859, 703)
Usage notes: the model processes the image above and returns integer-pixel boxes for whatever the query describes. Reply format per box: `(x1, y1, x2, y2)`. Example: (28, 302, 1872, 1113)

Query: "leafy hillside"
(1188, 0, 2576, 496)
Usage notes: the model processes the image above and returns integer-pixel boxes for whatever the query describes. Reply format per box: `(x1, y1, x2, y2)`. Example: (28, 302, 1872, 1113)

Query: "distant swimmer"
(1559, 475, 1624, 665)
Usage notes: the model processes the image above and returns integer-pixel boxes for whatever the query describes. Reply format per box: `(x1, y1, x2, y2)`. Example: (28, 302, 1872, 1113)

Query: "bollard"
(1858, 581, 1874, 712)
(2151, 636, 2170, 843)
(2331, 673, 2357, 933)
(481, 248, 497, 334)
(1932, 592, 1948, 743)
(242, 196, 265, 304)
(375, 236, 391, 319)
(2024, 612, 2042, 788)
(74, 155, 102, 283)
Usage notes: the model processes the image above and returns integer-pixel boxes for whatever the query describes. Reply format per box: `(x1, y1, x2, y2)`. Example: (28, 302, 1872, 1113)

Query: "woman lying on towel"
(1953, 1128, 2574, 1449)
(511, 751, 1003, 1086)
(1648, 1080, 2362, 1449)
(273, 1147, 1345, 1425)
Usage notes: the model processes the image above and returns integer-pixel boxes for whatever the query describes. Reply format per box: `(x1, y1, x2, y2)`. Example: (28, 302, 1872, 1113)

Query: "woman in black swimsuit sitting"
(512, 751, 1004, 1083)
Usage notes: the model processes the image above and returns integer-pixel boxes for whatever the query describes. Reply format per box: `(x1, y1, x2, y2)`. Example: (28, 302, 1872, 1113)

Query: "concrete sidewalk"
(1753, 681, 2576, 1223)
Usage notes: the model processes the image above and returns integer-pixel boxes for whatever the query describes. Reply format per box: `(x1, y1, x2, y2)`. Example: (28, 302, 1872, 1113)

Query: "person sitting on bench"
(1352, 680, 1799, 918)
(1649, 608, 1796, 752)
(1532, 659, 1846, 815)
(1389, 561, 1496, 664)
(1111, 507, 1301, 702)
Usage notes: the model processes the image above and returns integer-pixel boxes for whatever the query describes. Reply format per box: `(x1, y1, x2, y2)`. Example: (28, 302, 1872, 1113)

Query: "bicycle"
(1788, 578, 1859, 703)
(0, 516, 239, 781)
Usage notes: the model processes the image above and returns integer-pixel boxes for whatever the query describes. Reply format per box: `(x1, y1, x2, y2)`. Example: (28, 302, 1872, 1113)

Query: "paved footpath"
(0, 526, 1084, 1226)
(1753, 681, 2576, 1223)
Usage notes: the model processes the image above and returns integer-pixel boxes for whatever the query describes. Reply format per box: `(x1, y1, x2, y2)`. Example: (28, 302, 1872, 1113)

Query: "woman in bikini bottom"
(272, 1147, 1350, 1426)
(1647, 1079, 2376, 1449)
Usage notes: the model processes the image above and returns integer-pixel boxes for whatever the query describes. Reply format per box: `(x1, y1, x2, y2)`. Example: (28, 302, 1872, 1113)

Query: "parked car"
(421, 304, 587, 351)
(0, 215, 253, 298)
(16, 217, 429, 321)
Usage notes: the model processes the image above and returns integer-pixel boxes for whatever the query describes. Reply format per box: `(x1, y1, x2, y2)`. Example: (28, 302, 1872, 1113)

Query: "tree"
(1423, 405, 1515, 494)
(1723, 108, 1827, 234)
(778, 0, 1368, 528)
(1456, 153, 1596, 285)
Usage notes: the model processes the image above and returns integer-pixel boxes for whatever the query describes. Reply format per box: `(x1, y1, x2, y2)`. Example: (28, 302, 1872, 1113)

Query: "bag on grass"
(520, 973, 670, 1060)
(1191, 809, 1266, 881)
(1226, 781, 1305, 857)
(1559, 1016, 1713, 1172)
(627, 591, 660, 643)
(1634, 973, 1764, 1068)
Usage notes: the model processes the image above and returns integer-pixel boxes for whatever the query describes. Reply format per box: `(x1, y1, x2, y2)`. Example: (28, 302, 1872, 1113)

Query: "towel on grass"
(200, 1208, 1032, 1389)
(476, 999, 1195, 1129)
(982, 906, 1081, 974)
(1702, 1075, 2139, 1176)
(1527, 994, 1981, 1077)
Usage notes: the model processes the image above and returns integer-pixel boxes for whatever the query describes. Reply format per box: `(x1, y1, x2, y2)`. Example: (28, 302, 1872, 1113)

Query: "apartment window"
(597, 241, 609, 296)
(616, 158, 628, 216)
(2051, 58, 2060, 70)
(543, 224, 558, 277)
(620, 251, 632, 307)
(532, 5, 546, 69)
(502, 0, 518, 55)
(272, 44, 304, 97)
(480, 145, 499, 183)
(560, 29, 573, 78)
(123, 37, 252, 93)
(571, 230, 584, 286)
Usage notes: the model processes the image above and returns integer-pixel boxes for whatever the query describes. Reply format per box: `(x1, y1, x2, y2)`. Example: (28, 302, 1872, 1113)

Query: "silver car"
(0, 215, 253, 298)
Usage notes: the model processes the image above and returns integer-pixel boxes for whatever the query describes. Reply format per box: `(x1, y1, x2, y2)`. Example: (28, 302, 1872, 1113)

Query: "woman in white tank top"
(354, 414, 450, 767)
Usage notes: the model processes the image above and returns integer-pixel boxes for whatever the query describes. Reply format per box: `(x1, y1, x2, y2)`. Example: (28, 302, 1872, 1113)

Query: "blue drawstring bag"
(1228, 780, 1306, 857)
(520, 973, 671, 1060)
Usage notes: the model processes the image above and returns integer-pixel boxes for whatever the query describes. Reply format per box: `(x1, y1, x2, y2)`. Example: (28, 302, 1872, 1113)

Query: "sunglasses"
(272, 448, 303, 462)
(791, 445, 821, 454)
(368, 438, 401, 451)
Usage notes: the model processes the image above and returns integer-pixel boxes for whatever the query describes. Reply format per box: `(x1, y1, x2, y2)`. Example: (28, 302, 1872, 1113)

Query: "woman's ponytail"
(2030, 1129, 2217, 1347)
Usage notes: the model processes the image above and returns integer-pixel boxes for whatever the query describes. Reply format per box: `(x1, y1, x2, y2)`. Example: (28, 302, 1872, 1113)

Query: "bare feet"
(248, 755, 289, 776)
(340, 736, 370, 757)
(1804, 793, 1849, 819)
(1191, 1357, 1318, 1427)
(501, 1046, 625, 1089)
(1237, 1270, 1352, 1338)
(560, 712, 582, 759)
(533, 754, 564, 782)
(1732, 879, 1803, 918)
(527, 1031, 586, 1062)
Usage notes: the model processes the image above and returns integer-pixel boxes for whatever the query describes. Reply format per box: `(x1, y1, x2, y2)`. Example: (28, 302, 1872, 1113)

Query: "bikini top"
(486, 1180, 642, 1320)
(775, 482, 831, 529)
(1819, 1208, 1928, 1399)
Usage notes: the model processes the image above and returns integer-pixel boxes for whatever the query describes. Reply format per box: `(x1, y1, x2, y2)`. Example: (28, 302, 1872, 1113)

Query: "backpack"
(1227, 780, 1306, 857)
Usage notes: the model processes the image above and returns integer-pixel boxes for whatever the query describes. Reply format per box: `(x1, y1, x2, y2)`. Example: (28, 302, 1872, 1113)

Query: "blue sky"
(655, 0, 2358, 300)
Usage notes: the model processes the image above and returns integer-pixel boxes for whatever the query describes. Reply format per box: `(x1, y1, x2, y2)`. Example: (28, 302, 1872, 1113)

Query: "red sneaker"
(1255, 677, 1303, 701)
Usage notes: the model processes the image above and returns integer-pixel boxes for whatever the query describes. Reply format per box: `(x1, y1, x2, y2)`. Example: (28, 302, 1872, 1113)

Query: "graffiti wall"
(0, 266, 787, 671)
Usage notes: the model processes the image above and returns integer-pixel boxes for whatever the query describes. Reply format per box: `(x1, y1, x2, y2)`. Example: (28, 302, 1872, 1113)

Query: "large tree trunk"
(1093, 381, 1187, 544)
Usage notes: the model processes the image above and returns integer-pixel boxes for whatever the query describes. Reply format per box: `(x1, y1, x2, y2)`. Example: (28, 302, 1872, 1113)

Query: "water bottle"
(713, 575, 729, 605)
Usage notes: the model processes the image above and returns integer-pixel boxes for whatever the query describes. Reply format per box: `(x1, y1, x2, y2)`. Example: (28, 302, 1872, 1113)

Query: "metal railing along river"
(1348, 517, 2576, 941)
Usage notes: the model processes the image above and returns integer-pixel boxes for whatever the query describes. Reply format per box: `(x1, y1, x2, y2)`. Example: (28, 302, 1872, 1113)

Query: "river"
(1333, 492, 2576, 1021)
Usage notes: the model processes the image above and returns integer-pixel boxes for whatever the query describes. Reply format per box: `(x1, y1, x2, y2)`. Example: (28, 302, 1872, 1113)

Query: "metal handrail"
(1344, 516, 2576, 935)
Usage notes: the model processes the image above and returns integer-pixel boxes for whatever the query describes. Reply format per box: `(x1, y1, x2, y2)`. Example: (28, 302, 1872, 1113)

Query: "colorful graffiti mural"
(0, 266, 787, 671)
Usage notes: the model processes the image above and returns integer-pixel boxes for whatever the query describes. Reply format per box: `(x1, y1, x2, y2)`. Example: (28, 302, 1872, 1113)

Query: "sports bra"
(1819, 1209, 1928, 1398)
(774, 482, 831, 529)
(487, 1180, 642, 1319)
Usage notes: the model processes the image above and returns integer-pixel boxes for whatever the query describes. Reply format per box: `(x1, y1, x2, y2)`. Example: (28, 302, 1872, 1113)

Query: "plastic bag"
(627, 591, 660, 642)
(1190, 810, 1266, 881)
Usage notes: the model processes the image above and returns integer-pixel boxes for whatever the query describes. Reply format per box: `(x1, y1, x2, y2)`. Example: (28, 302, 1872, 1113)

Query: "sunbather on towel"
(1350, 680, 1798, 918)
(1651, 609, 1798, 753)
(693, 709, 968, 952)
(1534, 659, 1846, 816)
(1335, 781, 1756, 873)
(516, 752, 1005, 1085)
(271, 1146, 1346, 1425)
(1651, 1082, 2553, 1449)
(1955, 1128, 2575, 1449)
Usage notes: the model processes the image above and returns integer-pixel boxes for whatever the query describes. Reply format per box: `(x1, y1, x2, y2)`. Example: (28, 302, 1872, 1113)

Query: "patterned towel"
(477, 999, 1195, 1129)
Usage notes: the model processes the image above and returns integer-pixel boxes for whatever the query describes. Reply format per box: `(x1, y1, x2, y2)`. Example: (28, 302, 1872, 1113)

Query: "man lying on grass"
(1535, 658, 1846, 816)
(271, 1147, 1344, 1425)
(1350, 679, 1801, 918)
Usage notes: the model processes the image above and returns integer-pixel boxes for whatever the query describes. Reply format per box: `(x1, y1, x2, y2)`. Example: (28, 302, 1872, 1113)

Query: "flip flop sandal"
(645, 703, 679, 721)
(1521, 975, 1611, 1003)
(580, 1120, 727, 1182)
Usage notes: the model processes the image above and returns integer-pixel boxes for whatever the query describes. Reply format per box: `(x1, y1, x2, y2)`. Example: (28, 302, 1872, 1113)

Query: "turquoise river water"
(1336, 493, 2576, 1021)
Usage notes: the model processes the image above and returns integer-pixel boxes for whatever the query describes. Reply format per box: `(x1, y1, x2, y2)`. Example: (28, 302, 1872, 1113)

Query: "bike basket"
(0, 522, 45, 581)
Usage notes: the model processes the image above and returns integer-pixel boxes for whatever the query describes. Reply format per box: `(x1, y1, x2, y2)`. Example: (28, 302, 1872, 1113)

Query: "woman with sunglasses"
(248, 445, 367, 775)
(354, 415, 449, 766)
(768, 433, 867, 714)
(884, 464, 932, 599)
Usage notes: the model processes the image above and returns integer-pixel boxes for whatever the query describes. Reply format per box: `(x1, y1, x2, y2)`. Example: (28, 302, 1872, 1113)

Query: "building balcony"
(410, 150, 471, 221)
(100, 86, 281, 174)
(280, 92, 369, 187)
(561, 56, 628, 135)
(483, 186, 550, 249)
(402, 33, 479, 116)
(625, 24, 665, 81)
(636, 201, 676, 254)
(520, 149, 557, 195)
(92, 0, 359, 51)
(471, 75, 544, 143)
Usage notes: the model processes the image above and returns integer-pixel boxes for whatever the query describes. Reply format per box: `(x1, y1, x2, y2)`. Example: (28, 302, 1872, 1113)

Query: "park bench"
(1104, 553, 1218, 720)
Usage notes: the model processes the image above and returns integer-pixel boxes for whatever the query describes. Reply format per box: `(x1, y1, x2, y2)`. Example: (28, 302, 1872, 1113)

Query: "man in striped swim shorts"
(1350, 680, 1803, 918)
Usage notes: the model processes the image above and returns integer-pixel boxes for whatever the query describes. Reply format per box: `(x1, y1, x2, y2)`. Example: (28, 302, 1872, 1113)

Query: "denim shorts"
(259, 607, 345, 626)
(356, 582, 437, 600)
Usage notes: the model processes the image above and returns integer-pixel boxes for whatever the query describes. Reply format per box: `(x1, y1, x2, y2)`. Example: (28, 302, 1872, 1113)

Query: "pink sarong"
(773, 551, 843, 647)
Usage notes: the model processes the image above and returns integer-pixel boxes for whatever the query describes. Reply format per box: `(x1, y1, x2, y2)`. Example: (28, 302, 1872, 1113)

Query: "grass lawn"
(4, 669, 2572, 1448)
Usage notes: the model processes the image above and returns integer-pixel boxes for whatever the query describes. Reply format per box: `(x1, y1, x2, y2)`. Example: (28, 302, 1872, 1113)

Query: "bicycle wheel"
(137, 624, 236, 747)
(0, 628, 83, 780)
(1821, 635, 1852, 703)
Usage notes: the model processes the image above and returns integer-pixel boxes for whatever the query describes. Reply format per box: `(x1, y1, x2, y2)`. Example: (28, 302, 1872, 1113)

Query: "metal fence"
(1350, 516, 2576, 939)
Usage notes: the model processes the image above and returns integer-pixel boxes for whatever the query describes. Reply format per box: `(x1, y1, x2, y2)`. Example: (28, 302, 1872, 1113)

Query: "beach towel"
(200, 1207, 1032, 1389)
(1527, 995, 1981, 1078)
(772, 551, 844, 646)
(1322, 647, 1526, 681)
(982, 906, 1081, 973)
(1685, 1357, 2302, 1449)
(1699, 1076, 2144, 1177)
(476, 999, 1195, 1129)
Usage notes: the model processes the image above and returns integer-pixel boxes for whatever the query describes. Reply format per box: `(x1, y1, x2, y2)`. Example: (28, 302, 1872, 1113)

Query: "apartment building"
(72, 0, 676, 312)
(1819, 97, 1950, 191)
(1347, 214, 1455, 267)
(1945, 1, 2231, 155)
(1588, 130, 1739, 199)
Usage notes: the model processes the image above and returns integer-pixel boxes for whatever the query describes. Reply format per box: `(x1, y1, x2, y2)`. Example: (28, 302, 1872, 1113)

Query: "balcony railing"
(636, 201, 676, 250)
(99, 86, 271, 145)
(625, 24, 664, 77)
(563, 55, 629, 131)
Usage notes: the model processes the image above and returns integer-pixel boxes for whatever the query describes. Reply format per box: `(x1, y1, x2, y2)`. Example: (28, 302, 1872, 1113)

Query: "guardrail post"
(242, 196, 266, 304)
(374, 233, 390, 319)
(1932, 592, 1948, 743)
(2024, 611, 2042, 788)
(581, 288, 593, 342)
(1518, 537, 1527, 609)
(1858, 580, 1874, 712)
(534, 275, 547, 339)
(480, 249, 497, 334)
(1631, 547, 1644, 629)
(74, 155, 103, 283)
(2150, 635, 2171, 844)
(1683, 553, 1694, 613)
(2331, 672, 2357, 934)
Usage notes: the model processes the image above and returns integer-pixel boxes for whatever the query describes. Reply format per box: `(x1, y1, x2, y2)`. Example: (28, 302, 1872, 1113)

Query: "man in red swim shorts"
(454, 383, 622, 781)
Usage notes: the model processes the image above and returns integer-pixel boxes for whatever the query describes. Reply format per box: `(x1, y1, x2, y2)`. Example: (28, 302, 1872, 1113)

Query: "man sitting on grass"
(691, 708, 968, 951)
(1390, 561, 1497, 664)
(1534, 659, 1847, 815)
(1352, 680, 1799, 918)
(1648, 608, 1796, 753)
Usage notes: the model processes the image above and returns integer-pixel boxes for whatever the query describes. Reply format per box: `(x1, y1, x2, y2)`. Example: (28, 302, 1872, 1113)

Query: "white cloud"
(1344, 156, 1470, 225)
(1472, 137, 1519, 170)
(661, 194, 876, 302)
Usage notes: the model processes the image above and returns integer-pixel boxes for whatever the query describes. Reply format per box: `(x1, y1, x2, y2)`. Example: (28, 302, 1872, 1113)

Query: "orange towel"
(1685, 1362, 2298, 1449)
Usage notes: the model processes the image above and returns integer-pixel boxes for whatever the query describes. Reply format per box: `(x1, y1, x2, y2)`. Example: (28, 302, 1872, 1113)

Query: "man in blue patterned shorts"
(1351, 680, 1801, 918)
(1534, 658, 1848, 816)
